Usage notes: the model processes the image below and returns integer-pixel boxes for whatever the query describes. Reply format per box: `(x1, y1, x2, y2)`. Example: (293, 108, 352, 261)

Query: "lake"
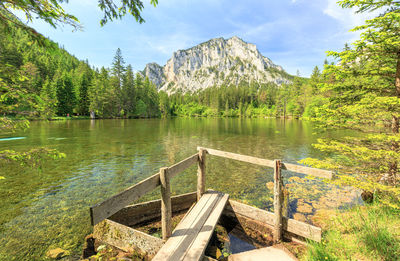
(0, 118, 361, 260)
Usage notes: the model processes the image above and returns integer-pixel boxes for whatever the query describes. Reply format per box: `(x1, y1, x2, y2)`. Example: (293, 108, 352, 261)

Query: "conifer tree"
(122, 65, 136, 116)
(301, 0, 400, 206)
(56, 72, 76, 115)
(111, 48, 126, 87)
(39, 77, 58, 118)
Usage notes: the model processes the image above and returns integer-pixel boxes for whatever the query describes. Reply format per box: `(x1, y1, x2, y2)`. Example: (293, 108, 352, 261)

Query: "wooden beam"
(273, 159, 283, 242)
(283, 187, 289, 218)
(167, 154, 199, 180)
(109, 192, 197, 227)
(282, 218, 322, 242)
(197, 147, 334, 179)
(224, 200, 322, 242)
(94, 219, 217, 260)
(160, 167, 172, 240)
(185, 193, 229, 260)
(93, 219, 163, 257)
(153, 191, 228, 261)
(282, 162, 334, 179)
(90, 172, 161, 226)
(90, 154, 198, 226)
(197, 149, 206, 201)
(197, 147, 274, 168)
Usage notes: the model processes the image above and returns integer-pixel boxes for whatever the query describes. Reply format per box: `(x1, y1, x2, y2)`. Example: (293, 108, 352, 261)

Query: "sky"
(15, 0, 376, 77)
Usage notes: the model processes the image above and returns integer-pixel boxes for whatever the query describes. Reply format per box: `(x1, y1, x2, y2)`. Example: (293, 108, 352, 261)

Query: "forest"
(1, 16, 324, 120)
(1, 25, 160, 119)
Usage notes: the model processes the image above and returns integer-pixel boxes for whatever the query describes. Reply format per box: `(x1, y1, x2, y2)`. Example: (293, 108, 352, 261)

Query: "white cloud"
(146, 33, 199, 55)
(322, 0, 382, 45)
(323, 0, 378, 28)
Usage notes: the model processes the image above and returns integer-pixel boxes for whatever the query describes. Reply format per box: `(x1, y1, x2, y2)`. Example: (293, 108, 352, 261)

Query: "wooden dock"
(153, 191, 229, 260)
(89, 147, 334, 260)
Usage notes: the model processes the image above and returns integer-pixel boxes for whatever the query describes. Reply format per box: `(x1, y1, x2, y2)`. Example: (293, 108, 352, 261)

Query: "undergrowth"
(302, 202, 400, 261)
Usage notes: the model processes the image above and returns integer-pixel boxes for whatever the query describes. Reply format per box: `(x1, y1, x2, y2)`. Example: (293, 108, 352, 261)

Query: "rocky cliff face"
(143, 36, 291, 92)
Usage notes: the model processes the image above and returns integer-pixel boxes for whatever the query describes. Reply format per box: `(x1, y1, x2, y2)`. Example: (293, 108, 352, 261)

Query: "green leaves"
(98, 0, 157, 26)
(306, 0, 400, 202)
(338, 0, 400, 13)
(1, 0, 158, 45)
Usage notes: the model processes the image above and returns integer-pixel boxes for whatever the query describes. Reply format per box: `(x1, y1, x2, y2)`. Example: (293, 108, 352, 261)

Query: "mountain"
(143, 36, 292, 93)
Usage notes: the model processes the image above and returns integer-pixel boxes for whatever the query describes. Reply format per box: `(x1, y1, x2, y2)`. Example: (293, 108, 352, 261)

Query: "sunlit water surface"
(0, 118, 361, 260)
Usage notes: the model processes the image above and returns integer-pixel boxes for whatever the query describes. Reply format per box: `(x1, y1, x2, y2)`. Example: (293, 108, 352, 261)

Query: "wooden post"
(273, 159, 283, 242)
(283, 186, 289, 218)
(197, 149, 206, 201)
(160, 167, 172, 240)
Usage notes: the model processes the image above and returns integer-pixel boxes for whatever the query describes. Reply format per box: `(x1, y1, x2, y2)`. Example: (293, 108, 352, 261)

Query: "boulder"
(46, 248, 70, 259)
(293, 213, 307, 222)
(296, 201, 313, 214)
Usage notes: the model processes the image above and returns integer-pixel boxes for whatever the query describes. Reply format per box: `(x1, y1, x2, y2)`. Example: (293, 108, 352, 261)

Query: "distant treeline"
(1, 23, 324, 120)
(165, 67, 322, 118)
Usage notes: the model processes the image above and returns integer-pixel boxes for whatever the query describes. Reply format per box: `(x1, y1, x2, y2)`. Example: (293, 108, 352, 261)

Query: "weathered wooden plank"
(152, 191, 225, 261)
(90, 172, 161, 226)
(224, 200, 275, 227)
(160, 167, 172, 240)
(153, 192, 218, 260)
(197, 147, 334, 179)
(109, 192, 197, 226)
(283, 218, 321, 242)
(283, 187, 289, 218)
(282, 162, 334, 179)
(184, 193, 229, 260)
(220, 211, 274, 247)
(168, 194, 221, 260)
(168, 154, 199, 179)
(93, 219, 163, 257)
(197, 149, 206, 201)
(224, 200, 321, 242)
(197, 147, 275, 168)
(273, 159, 283, 242)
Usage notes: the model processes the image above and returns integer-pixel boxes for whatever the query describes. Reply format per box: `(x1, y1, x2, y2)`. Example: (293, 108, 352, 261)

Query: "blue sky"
(17, 0, 374, 77)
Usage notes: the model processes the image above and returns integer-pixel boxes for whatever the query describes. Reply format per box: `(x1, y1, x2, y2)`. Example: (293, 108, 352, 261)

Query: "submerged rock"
(293, 213, 307, 222)
(296, 200, 313, 214)
(266, 182, 274, 191)
(207, 246, 223, 259)
(46, 248, 70, 259)
(82, 235, 96, 259)
(361, 191, 373, 203)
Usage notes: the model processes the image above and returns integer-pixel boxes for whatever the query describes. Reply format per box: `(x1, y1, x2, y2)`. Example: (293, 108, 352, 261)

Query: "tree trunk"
(388, 51, 400, 185)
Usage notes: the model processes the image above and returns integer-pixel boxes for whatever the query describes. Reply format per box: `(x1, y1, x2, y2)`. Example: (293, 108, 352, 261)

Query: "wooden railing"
(90, 147, 334, 242)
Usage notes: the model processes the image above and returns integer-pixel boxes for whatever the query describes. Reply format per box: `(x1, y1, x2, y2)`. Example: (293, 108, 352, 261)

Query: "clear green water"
(0, 118, 360, 260)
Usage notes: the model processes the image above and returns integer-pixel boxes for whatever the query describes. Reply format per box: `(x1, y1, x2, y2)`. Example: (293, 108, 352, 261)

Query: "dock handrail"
(90, 153, 199, 227)
(197, 147, 335, 179)
(90, 147, 335, 242)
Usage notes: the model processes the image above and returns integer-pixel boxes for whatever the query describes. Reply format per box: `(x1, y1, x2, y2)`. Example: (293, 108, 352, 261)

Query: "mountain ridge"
(142, 36, 292, 93)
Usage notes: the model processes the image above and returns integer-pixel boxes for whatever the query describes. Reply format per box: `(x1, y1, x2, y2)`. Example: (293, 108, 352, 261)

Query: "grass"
(302, 202, 400, 261)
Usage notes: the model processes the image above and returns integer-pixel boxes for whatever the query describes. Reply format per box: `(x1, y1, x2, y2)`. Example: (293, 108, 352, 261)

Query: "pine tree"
(301, 0, 400, 207)
(159, 91, 170, 117)
(309, 66, 321, 95)
(122, 65, 136, 116)
(39, 77, 58, 118)
(111, 48, 126, 87)
(56, 72, 76, 115)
